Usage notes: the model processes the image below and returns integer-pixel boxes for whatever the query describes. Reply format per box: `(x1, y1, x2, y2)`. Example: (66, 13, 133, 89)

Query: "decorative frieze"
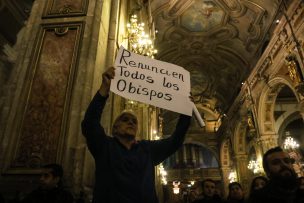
(42, 0, 88, 18)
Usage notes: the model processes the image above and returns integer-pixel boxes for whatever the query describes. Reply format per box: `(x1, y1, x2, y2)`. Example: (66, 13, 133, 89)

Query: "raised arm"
(150, 114, 191, 165)
(81, 67, 115, 156)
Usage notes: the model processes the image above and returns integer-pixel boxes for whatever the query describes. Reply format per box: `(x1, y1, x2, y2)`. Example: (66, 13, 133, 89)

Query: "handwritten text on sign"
(111, 46, 192, 116)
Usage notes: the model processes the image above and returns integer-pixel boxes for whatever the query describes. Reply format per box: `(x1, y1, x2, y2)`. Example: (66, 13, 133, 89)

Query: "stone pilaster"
(298, 100, 304, 121)
(221, 166, 231, 197)
(235, 154, 250, 194)
(258, 134, 279, 153)
(0, 0, 119, 197)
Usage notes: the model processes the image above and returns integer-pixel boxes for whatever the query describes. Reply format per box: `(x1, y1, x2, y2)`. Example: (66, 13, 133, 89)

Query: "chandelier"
(159, 163, 168, 185)
(126, 15, 157, 58)
(283, 136, 299, 150)
(247, 160, 263, 174)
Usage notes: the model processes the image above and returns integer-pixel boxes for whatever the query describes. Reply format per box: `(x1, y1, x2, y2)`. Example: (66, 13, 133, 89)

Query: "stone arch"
(277, 112, 302, 145)
(184, 140, 220, 166)
(257, 76, 299, 153)
(247, 143, 257, 159)
(258, 76, 300, 150)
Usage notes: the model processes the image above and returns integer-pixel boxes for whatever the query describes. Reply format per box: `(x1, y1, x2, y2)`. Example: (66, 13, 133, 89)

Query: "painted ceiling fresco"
(151, 0, 282, 130)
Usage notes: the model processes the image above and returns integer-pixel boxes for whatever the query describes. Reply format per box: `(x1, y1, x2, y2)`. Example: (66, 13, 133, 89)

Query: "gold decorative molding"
(55, 27, 69, 36)
(59, 5, 72, 14)
(42, 0, 88, 18)
(4, 21, 85, 174)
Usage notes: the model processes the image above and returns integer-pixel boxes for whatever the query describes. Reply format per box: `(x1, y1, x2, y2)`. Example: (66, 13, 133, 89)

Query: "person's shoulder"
(55, 188, 74, 201)
(247, 187, 270, 203)
(191, 199, 203, 203)
(21, 188, 42, 203)
(56, 187, 72, 194)
(136, 139, 153, 148)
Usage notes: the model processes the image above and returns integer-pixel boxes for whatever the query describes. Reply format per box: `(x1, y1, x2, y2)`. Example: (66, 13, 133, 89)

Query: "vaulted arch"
(258, 76, 300, 151)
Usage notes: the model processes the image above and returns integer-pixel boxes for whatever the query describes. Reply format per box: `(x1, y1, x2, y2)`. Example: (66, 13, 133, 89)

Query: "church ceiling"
(0, 0, 285, 134)
(151, 0, 282, 127)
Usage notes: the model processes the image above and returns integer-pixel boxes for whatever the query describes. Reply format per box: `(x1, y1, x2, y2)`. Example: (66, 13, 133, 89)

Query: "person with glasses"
(248, 146, 302, 203)
(81, 67, 192, 203)
(21, 164, 73, 203)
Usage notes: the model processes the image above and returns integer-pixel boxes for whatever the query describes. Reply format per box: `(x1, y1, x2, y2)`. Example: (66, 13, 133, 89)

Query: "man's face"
(203, 181, 216, 198)
(266, 151, 296, 179)
(39, 168, 59, 190)
(114, 113, 138, 139)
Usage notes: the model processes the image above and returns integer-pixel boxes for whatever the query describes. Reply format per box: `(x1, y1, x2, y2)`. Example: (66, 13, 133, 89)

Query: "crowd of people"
(1, 146, 303, 203)
(1, 68, 303, 203)
(190, 147, 304, 203)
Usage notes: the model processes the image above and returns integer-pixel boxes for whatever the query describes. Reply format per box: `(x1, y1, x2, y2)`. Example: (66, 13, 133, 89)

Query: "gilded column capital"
(258, 133, 279, 153)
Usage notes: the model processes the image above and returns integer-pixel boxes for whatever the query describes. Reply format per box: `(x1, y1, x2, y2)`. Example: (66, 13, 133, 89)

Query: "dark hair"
(43, 163, 63, 178)
(228, 182, 242, 191)
(201, 179, 216, 189)
(227, 182, 243, 200)
(262, 146, 284, 174)
(249, 176, 268, 196)
(43, 164, 63, 187)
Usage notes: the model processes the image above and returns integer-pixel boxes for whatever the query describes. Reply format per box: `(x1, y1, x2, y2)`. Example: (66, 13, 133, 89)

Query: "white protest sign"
(111, 46, 192, 116)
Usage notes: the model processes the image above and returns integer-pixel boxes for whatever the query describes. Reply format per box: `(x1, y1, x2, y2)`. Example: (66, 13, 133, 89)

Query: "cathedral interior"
(0, 0, 304, 202)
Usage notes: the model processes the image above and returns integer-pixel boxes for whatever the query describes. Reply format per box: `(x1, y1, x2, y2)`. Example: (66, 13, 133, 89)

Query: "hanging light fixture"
(247, 160, 263, 174)
(172, 181, 180, 194)
(126, 15, 157, 58)
(159, 163, 167, 185)
(283, 136, 299, 150)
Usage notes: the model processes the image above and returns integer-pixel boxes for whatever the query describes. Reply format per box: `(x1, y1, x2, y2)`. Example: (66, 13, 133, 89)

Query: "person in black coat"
(81, 67, 192, 203)
(248, 146, 303, 203)
(192, 179, 222, 203)
(248, 176, 268, 200)
(21, 164, 73, 203)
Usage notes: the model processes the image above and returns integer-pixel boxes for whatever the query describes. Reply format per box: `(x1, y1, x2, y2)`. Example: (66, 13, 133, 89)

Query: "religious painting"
(181, 0, 225, 32)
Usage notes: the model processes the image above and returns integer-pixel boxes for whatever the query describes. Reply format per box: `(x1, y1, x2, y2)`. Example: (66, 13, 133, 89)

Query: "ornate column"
(183, 145, 187, 166)
(0, 0, 119, 197)
(298, 100, 304, 121)
(258, 134, 279, 153)
(235, 154, 250, 194)
(175, 151, 180, 167)
(199, 149, 204, 167)
(221, 166, 231, 197)
(191, 145, 196, 167)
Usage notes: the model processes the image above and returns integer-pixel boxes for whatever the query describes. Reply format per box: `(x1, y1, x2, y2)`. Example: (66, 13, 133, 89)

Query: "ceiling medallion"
(180, 0, 225, 32)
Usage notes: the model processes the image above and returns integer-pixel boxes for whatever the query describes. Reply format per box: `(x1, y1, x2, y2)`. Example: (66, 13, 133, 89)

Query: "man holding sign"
(81, 64, 192, 202)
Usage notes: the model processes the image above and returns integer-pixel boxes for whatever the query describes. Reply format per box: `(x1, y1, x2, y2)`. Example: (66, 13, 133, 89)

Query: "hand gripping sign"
(110, 46, 205, 127)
